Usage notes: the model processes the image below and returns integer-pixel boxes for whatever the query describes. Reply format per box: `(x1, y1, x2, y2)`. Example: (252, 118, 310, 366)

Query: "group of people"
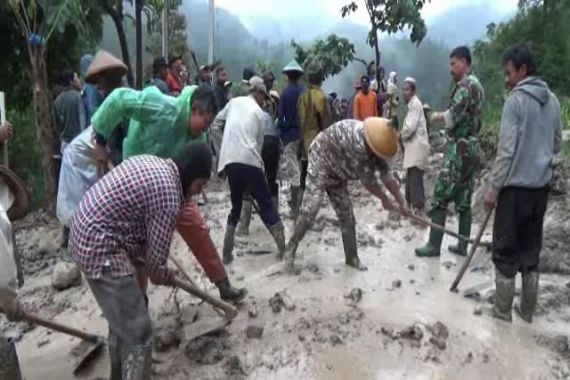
(0, 40, 563, 379)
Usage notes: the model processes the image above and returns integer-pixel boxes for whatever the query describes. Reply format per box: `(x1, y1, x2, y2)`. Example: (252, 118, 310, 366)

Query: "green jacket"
(92, 86, 206, 160)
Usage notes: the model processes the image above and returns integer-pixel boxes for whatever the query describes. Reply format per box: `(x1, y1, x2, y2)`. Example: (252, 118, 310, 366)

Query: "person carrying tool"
(298, 62, 333, 210)
(69, 143, 212, 379)
(401, 77, 430, 224)
(278, 60, 305, 218)
(284, 118, 408, 272)
(215, 76, 286, 264)
(90, 80, 246, 302)
(415, 46, 484, 258)
(484, 44, 562, 323)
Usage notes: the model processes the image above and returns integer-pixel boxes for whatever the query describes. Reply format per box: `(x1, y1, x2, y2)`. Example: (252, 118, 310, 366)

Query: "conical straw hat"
(85, 50, 128, 84)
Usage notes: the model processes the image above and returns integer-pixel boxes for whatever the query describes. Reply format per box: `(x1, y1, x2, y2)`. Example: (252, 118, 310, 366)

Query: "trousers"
(225, 163, 280, 227)
(176, 200, 227, 283)
(492, 186, 549, 278)
(405, 167, 425, 209)
(262, 136, 281, 197)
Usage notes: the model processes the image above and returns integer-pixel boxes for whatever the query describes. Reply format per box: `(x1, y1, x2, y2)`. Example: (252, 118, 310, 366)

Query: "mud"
(2, 164, 570, 379)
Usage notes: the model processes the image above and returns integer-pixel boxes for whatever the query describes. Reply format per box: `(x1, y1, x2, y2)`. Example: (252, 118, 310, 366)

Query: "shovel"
(0, 288, 105, 375)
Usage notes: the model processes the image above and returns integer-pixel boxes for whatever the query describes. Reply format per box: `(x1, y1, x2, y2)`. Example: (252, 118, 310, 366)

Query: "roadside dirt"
(2, 169, 569, 380)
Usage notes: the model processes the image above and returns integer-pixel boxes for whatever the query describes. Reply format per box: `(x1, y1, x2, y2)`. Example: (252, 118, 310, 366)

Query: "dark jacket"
(54, 89, 87, 143)
(278, 83, 305, 145)
(214, 84, 229, 112)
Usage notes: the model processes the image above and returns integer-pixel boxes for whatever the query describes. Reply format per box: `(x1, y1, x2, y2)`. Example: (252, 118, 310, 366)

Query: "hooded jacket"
(491, 77, 562, 192)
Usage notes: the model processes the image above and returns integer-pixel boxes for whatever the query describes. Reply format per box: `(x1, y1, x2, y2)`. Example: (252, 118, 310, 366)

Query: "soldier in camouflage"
(284, 118, 408, 272)
(416, 46, 484, 258)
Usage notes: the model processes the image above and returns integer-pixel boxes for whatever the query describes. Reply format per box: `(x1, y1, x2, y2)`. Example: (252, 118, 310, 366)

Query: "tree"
(291, 34, 356, 79)
(146, 0, 192, 65)
(7, 0, 98, 211)
(341, 0, 429, 84)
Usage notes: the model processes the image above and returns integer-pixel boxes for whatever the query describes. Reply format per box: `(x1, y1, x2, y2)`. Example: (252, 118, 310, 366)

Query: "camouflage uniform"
(432, 74, 484, 213)
(288, 120, 389, 249)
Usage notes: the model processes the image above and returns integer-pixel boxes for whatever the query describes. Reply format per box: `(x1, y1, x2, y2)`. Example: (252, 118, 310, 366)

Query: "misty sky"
(216, 0, 518, 31)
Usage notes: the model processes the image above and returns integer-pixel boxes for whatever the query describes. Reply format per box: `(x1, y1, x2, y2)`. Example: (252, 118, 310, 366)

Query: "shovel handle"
(172, 277, 238, 320)
(22, 313, 101, 343)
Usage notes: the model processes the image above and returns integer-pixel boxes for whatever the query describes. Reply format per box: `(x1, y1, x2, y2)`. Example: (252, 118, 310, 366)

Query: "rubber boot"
(415, 208, 446, 257)
(289, 186, 299, 217)
(0, 335, 22, 380)
(216, 277, 247, 302)
(515, 272, 539, 323)
(294, 189, 305, 222)
(269, 221, 286, 259)
(272, 195, 279, 216)
(236, 201, 252, 236)
(222, 224, 236, 265)
(341, 224, 368, 271)
(448, 211, 472, 257)
(121, 345, 151, 380)
(492, 269, 515, 322)
(108, 331, 122, 380)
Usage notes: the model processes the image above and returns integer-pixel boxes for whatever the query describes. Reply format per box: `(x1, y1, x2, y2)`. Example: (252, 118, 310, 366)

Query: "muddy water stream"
(11, 186, 570, 379)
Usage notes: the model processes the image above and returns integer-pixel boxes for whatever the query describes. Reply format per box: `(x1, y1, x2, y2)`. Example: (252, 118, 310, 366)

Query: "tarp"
(56, 126, 99, 226)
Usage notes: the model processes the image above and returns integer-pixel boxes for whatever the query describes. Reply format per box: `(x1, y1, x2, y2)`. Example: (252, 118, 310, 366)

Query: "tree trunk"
(135, 0, 143, 89)
(102, 1, 134, 87)
(373, 26, 381, 86)
(30, 46, 58, 213)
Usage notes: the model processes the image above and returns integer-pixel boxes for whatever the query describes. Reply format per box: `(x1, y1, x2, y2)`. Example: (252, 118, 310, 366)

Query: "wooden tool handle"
(172, 277, 238, 320)
(450, 209, 494, 292)
(22, 313, 101, 343)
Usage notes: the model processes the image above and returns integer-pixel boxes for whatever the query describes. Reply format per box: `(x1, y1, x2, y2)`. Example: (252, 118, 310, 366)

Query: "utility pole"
(162, 0, 169, 58)
(135, 0, 144, 89)
(208, 0, 214, 63)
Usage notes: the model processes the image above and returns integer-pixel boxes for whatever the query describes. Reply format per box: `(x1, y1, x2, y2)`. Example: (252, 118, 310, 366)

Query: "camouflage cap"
(282, 59, 304, 74)
(306, 62, 323, 76)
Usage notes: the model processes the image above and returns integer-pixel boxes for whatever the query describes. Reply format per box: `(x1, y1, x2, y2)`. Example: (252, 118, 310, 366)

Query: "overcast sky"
(215, 0, 518, 29)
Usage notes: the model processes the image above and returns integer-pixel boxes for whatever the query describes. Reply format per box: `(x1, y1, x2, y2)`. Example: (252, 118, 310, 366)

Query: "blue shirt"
(278, 83, 305, 145)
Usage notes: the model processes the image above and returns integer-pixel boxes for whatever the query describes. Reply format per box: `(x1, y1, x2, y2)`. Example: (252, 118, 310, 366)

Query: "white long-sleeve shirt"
(401, 95, 430, 170)
(215, 96, 265, 173)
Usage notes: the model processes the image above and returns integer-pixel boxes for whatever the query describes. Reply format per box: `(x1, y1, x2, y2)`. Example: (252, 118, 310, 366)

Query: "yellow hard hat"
(363, 117, 398, 159)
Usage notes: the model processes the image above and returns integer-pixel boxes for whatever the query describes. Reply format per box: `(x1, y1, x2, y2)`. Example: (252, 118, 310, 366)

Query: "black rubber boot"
(269, 221, 286, 259)
(108, 331, 122, 380)
(216, 277, 247, 302)
(0, 335, 22, 380)
(448, 210, 472, 257)
(492, 269, 515, 322)
(515, 271, 539, 323)
(272, 195, 279, 217)
(341, 224, 367, 271)
(222, 224, 236, 264)
(415, 208, 446, 257)
(236, 201, 252, 236)
(289, 186, 299, 217)
(121, 344, 151, 380)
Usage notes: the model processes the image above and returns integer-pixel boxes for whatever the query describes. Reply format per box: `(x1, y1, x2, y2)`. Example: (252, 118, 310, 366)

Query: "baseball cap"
(249, 76, 270, 98)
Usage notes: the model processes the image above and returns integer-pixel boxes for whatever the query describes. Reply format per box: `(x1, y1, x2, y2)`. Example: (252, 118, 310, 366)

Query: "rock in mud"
(269, 291, 295, 313)
(329, 334, 343, 346)
(245, 325, 264, 339)
(347, 307, 364, 321)
(392, 279, 402, 289)
(408, 264, 415, 271)
(280, 292, 296, 311)
(225, 355, 247, 377)
(375, 222, 385, 231)
(399, 324, 424, 341)
(428, 321, 449, 350)
(306, 263, 320, 273)
(154, 328, 181, 352)
(344, 288, 363, 303)
(51, 261, 81, 290)
(248, 305, 258, 318)
(380, 326, 399, 340)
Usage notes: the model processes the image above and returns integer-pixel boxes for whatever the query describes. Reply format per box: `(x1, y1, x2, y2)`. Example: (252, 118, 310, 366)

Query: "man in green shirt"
(90, 85, 246, 302)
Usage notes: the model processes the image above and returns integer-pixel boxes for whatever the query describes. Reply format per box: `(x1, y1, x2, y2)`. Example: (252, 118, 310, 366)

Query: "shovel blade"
(71, 339, 105, 375)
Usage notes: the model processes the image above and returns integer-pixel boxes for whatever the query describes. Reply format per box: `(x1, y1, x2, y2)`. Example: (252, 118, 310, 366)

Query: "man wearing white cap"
(284, 118, 409, 272)
(215, 76, 286, 264)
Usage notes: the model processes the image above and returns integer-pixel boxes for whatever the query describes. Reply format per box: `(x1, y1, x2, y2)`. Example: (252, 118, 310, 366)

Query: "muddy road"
(2, 180, 569, 380)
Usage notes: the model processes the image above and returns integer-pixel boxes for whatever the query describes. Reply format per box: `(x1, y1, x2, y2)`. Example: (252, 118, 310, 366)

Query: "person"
(80, 54, 104, 120)
(53, 71, 87, 154)
(415, 46, 484, 258)
(353, 75, 378, 121)
(484, 44, 562, 323)
(340, 98, 348, 119)
(56, 50, 128, 261)
(262, 71, 278, 119)
(166, 56, 184, 95)
(196, 65, 212, 87)
(371, 65, 388, 115)
(213, 66, 230, 111)
(0, 121, 29, 380)
(277, 60, 305, 218)
(345, 79, 362, 119)
(69, 143, 213, 379)
(149, 57, 171, 95)
(215, 76, 286, 264)
(232, 67, 257, 98)
(384, 71, 400, 129)
(298, 62, 333, 207)
(401, 77, 430, 222)
(284, 118, 408, 272)
(90, 83, 246, 301)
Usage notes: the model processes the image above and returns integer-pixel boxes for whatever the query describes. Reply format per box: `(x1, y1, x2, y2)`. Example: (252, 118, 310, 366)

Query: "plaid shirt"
(69, 155, 184, 281)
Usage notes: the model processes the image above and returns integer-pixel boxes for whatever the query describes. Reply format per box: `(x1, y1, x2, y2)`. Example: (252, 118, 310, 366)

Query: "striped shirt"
(69, 155, 184, 281)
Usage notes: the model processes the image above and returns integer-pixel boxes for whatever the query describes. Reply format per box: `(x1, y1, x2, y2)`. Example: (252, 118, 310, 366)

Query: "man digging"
(69, 143, 213, 379)
(284, 117, 409, 272)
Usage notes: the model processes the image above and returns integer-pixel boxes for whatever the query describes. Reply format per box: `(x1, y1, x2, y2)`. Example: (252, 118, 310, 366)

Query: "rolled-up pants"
(176, 201, 227, 283)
